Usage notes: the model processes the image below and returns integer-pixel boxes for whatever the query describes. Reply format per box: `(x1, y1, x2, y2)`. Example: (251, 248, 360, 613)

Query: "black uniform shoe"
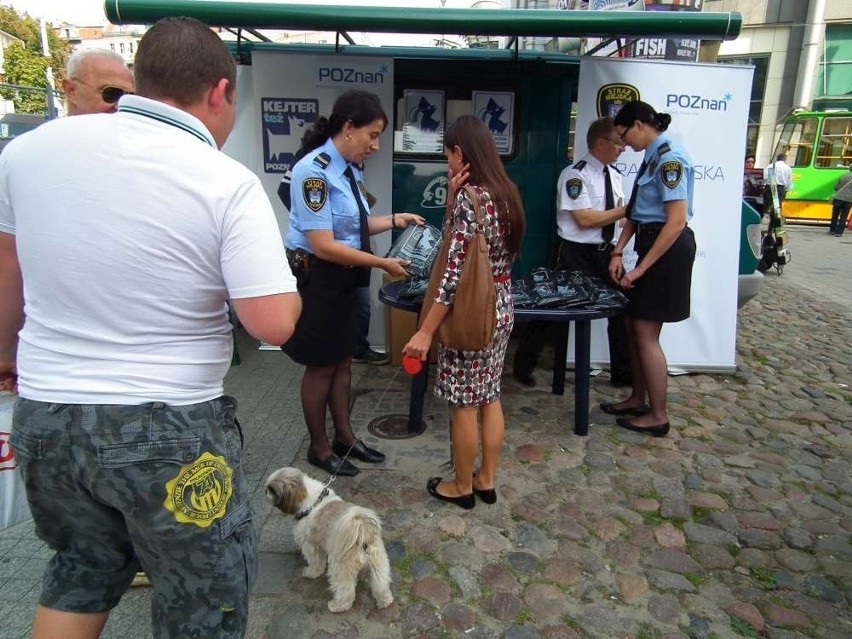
(353, 349, 390, 365)
(332, 439, 386, 464)
(307, 451, 359, 476)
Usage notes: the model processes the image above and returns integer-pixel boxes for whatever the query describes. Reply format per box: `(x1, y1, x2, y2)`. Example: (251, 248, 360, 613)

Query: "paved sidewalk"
(1, 262, 850, 638)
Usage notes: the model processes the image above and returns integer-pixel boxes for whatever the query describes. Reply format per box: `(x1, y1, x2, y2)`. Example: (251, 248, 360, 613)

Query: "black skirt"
(281, 257, 361, 366)
(628, 224, 696, 323)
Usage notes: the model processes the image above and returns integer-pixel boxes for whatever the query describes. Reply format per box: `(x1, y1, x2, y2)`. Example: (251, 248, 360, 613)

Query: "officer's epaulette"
(312, 152, 331, 169)
(657, 142, 671, 156)
(608, 164, 622, 175)
(573, 160, 587, 170)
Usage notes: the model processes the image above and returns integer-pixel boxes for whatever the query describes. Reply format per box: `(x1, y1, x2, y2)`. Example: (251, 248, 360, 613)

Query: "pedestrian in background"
(0, 17, 302, 638)
(766, 152, 793, 204)
(61, 49, 134, 116)
(283, 89, 424, 477)
(829, 165, 852, 237)
(608, 100, 697, 438)
(404, 115, 525, 509)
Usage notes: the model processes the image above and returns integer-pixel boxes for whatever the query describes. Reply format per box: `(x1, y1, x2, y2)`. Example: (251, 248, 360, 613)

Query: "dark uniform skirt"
(628, 223, 696, 323)
(282, 253, 364, 366)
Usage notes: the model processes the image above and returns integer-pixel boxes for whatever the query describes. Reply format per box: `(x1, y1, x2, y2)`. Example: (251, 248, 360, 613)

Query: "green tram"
(772, 109, 852, 223)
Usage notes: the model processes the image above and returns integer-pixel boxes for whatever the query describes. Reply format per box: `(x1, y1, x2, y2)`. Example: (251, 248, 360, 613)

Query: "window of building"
(120, 42, 125, 54)
(815, 24, 852, 107)
(110, 43, 115, 51)
(718, 55, 769, 153)
(129, 42, 133, 54)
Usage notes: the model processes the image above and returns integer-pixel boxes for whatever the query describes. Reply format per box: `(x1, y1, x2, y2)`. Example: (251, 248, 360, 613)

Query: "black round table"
(379, 280, 624, 437)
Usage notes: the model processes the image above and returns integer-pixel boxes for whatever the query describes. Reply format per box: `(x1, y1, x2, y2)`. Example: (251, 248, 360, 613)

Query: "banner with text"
(575, 57, 753, 371)
(225, 53, 395, 349)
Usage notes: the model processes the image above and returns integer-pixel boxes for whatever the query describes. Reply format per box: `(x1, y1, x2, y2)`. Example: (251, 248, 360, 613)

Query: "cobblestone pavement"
(1, 256, 850, 639)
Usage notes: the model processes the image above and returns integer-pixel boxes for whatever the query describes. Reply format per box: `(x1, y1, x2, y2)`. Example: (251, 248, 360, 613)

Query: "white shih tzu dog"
(265, 467, 393, 612)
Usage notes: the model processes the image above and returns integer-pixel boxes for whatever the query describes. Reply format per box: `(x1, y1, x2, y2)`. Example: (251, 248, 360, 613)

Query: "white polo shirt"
(556, 153, 625, 245)
(0, 95, 297, 405)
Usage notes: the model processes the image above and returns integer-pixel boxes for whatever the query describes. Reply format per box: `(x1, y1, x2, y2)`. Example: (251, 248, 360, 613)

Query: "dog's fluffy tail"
(331, 506, 383, 559)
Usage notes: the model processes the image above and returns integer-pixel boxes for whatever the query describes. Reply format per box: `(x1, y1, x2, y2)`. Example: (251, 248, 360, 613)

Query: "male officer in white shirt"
(767, 152, 793, 203)
(514, 117, 631, 387)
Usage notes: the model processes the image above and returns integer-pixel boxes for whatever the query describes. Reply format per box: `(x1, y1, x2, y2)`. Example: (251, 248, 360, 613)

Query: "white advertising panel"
(226, 52, 395, 349)
(472, 91, 515, 154)
(574, 56, 753, 371)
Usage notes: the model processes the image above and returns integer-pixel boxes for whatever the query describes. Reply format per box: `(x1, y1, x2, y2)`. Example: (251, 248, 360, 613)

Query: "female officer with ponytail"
(283, 90, 424, 475)
(604, 100, 696, 438)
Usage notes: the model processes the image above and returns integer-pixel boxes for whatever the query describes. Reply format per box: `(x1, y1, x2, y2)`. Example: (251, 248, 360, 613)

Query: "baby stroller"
(757, 181, 791, 275)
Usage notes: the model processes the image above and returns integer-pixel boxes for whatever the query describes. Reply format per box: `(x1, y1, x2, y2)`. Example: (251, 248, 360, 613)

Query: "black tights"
(301, 357, 357, 458)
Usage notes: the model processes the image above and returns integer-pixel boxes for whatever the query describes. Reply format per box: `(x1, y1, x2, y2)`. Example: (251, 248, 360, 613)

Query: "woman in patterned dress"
(403, 116, 525, 509)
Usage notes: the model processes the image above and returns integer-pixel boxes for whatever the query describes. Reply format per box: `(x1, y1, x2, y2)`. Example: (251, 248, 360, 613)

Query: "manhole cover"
(367, 414, 425, 439)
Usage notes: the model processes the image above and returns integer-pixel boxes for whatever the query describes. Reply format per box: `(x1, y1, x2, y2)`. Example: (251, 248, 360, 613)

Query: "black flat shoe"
(600, 402, 651, 417)
(332, 439, 385, 464)
(472, 472, 497, 504)
(426, 477, 475, 509)
(474, 487, 497, 504)
(615, 417, 670, 438)
(307, 450, 359, 476)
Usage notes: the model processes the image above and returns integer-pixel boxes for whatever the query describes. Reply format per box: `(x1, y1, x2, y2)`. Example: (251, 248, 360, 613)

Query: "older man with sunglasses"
(61, 49, 134, 116)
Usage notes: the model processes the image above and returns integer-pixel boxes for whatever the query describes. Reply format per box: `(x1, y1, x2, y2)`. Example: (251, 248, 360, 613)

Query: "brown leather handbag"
(420, 185, 496, 352)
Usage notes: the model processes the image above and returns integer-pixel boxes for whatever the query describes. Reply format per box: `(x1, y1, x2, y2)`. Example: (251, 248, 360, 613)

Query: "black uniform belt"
(559, 238, 612, 252)
(285, 248, 355, 271)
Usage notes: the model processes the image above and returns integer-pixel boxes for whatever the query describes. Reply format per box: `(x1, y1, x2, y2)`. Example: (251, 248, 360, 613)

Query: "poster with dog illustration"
(473, 91, 514, 154)
(401, 90, 444, 153)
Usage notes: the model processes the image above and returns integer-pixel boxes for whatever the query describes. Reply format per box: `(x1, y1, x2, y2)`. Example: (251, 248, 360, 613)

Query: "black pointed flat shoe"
(307, 450, 359, 476)
(474, 487, 497, 504)
(472, 472, 497, 504)
(615, 417, 670, 438)
(332, 438, 385, 464)
(600, 402, 651, 417)
(426, 477, 475, 509)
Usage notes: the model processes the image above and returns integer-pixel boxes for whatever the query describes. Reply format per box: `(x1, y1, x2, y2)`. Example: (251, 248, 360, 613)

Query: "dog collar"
(294, 486, 330, 521)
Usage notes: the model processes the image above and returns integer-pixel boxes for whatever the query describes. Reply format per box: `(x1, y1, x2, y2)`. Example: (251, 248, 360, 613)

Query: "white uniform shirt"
(556, 153, 625, 245)
(0, 96, 297, 405)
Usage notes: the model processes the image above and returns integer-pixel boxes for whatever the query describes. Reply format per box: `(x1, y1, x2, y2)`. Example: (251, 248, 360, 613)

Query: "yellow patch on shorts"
(164, 451, 233, 528)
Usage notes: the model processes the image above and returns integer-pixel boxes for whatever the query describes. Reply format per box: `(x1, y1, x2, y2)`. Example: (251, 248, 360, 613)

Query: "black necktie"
(344, 165, 372, 256)
(344, 165, 372, 287)
(625, 160, 649, 222)
(602, 166, 615, 243)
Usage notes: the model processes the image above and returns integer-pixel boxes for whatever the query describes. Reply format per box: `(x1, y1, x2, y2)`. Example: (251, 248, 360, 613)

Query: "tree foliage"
(0, 4, 71, 114)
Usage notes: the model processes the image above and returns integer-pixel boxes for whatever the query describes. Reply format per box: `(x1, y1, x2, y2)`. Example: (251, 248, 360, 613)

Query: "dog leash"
(324, 361, 408, 483)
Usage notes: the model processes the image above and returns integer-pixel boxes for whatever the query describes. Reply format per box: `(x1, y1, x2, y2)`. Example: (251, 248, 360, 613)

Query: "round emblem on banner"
(596, 83, 641, 118)
(164, 451, 234, 528)
(303, 178, 328, 213)
(661, 161, 684, 189)
(566, 178, 583, 200)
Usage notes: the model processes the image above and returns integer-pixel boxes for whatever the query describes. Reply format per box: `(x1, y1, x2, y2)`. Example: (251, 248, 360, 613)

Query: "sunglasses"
(72, 77, 133, 104)
(100, 86, 133, 104)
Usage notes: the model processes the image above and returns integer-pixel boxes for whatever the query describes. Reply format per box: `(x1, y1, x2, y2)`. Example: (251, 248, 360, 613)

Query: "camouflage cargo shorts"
(10, 395, 257, 638)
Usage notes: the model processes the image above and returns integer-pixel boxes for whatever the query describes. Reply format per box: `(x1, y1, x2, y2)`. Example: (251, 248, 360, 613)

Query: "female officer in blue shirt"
(283, 90, 424, 475)
(605, 100, 696, 438)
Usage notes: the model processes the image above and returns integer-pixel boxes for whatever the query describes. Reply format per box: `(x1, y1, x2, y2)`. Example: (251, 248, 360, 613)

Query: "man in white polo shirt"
(0, 17, 301, 639)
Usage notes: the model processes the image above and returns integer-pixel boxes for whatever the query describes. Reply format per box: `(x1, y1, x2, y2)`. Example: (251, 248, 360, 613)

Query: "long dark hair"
(613, 100, 672, 133)
(444, 115, 525, 257)
(296, 90, 388, 159)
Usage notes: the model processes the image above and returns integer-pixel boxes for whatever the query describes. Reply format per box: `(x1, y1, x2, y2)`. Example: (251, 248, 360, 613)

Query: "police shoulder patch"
(312, 152, 331, 169)
(566, 177, 583, 200)
(303, 177, 328, 212)
(661, 161, 684, 189)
